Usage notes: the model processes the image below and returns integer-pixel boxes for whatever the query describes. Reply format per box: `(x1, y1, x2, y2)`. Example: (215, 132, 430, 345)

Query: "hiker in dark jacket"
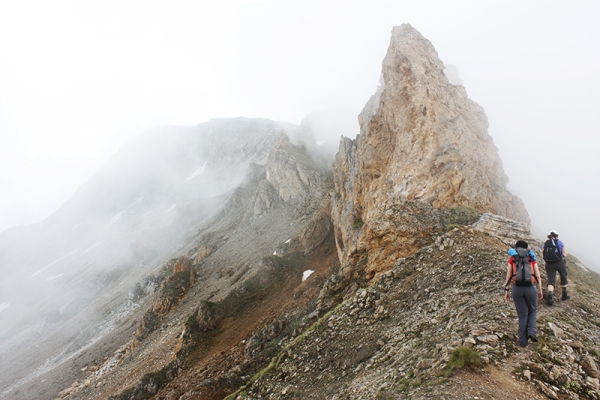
(504, 240, 543, 347)
(542, 230, 569, 305)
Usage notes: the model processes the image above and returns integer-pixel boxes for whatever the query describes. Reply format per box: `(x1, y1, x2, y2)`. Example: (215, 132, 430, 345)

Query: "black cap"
(515, 240, 528, 249)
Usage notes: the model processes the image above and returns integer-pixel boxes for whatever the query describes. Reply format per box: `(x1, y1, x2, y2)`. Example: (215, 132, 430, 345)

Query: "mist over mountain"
(0, 117, 315, 396)
(1, 24, 599, 400)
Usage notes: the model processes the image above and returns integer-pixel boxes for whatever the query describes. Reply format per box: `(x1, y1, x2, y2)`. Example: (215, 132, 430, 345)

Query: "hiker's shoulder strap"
(530, 261, 538, 284)
(505, 257, 516, 287)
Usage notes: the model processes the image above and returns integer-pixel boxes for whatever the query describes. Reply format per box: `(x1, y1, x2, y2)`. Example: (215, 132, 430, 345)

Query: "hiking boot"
(561, 289, 570, 301)
(547, 292, 554, 305)
(528, 334, 539, 343)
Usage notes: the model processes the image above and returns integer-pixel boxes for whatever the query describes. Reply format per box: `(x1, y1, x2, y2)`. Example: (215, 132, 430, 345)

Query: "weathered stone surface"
(266, 134, 328, 205)
(152, 257, 195, 315)
(195, 246, 213, 263)
(195, 302, 217, 332)
(548, 322, 564, 338)
(416, 358, 435, 370)
(473, 213, 534, 244)
(173, 257, 195, 286)
(535, 379, 559, 399)
(224, 133, 330, 224)
(580, 354, 599, 378)
(587, 376, 600, 389)
(298, 206, 333, 255)
(477, 334, 499, 345)
(332, 24, 529, 275)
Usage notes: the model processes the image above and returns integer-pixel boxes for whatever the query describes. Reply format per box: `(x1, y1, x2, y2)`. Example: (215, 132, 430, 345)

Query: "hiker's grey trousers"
(512, 285, 538, 347)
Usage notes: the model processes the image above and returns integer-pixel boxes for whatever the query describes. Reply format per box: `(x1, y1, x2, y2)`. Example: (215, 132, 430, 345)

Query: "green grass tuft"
(445, 346, 481, 375)
(353, 218, 364, 229)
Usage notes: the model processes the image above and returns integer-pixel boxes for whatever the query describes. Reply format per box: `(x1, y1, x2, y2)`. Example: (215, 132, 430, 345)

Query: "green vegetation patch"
(353, 218, 365, 229)
(224, 303, 343, 400)
(445, 346, 481, 375)
(440, 207, 481, 231)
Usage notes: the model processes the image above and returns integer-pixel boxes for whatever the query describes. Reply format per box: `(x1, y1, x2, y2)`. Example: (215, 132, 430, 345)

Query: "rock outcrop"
(332, 24, 529, 275)
(266, 134, 328, 206)
(224, 133, 331, 224)
(135, 256, 196, 339)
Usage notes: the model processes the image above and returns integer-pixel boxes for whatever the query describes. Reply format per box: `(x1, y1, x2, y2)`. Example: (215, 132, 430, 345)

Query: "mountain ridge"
(0, 117, 319, 398)
(1, 25, 599, 400)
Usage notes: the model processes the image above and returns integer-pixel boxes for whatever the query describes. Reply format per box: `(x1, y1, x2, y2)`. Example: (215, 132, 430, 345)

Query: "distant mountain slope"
(0, 117, 313, 398)
(2, 125, 334, 400)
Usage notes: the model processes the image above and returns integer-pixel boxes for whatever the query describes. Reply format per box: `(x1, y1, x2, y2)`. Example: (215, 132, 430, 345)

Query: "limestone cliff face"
(225, 133, 330, 223)
(332, 24, 529, 274)
(265, 134, 328, 206)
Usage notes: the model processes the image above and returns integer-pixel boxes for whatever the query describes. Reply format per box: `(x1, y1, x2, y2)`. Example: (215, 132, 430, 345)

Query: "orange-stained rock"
(332, 24, 529, 276)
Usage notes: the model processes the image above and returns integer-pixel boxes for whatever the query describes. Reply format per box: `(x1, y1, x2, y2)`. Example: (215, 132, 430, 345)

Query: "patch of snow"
(82, 242, 102, 254)
(72, 224, 80, 230)
(0, 301, 10, 313)
(47, 274, 64, 281)
(185, 161, 208, 182)
(108, 198, 144, 225)
(285, 239, 291, 243)
(109, 211, 123, 224)
(316, 141, 326, 145)
(166, 204, 177, 212)
(31, 249, 79, 277)
(302, 270, 315, 282)
(128, 196, 144, 208)
(273, 251, 277, 255)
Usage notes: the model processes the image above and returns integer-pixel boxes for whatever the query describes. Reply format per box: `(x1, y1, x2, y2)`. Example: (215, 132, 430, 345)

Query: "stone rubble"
(227, 220, 600, 400)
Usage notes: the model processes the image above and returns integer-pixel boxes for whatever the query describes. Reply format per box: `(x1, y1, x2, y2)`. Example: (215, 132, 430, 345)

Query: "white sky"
(1, 0, 598, 267)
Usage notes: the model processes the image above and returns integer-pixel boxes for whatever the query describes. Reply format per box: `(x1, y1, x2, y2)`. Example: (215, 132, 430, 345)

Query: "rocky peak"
(222, 132, 332, 224)
(332, 24, 529, 275)
(266, 133, 329, 204)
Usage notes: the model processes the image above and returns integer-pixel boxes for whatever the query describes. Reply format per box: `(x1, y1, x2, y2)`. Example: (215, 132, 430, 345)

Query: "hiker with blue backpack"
(543, 230, 569, 305)
(504, 240, 543, 347)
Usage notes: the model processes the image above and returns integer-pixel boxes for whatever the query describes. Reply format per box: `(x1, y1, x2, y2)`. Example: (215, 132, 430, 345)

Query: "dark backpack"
(543, 239, 562, 262)
(513, 247, 534, 286)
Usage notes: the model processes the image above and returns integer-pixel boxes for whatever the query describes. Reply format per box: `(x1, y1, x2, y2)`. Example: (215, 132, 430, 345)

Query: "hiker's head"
(515, 240, 528, 249)
(548, 230, 559, 239)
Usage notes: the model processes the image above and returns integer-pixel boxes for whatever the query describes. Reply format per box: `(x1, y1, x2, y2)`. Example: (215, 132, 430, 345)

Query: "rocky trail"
(219, 215, 600, 400)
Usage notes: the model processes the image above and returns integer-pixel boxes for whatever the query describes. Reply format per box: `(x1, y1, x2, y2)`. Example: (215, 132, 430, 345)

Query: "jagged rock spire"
(332, 24, 530, 274)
